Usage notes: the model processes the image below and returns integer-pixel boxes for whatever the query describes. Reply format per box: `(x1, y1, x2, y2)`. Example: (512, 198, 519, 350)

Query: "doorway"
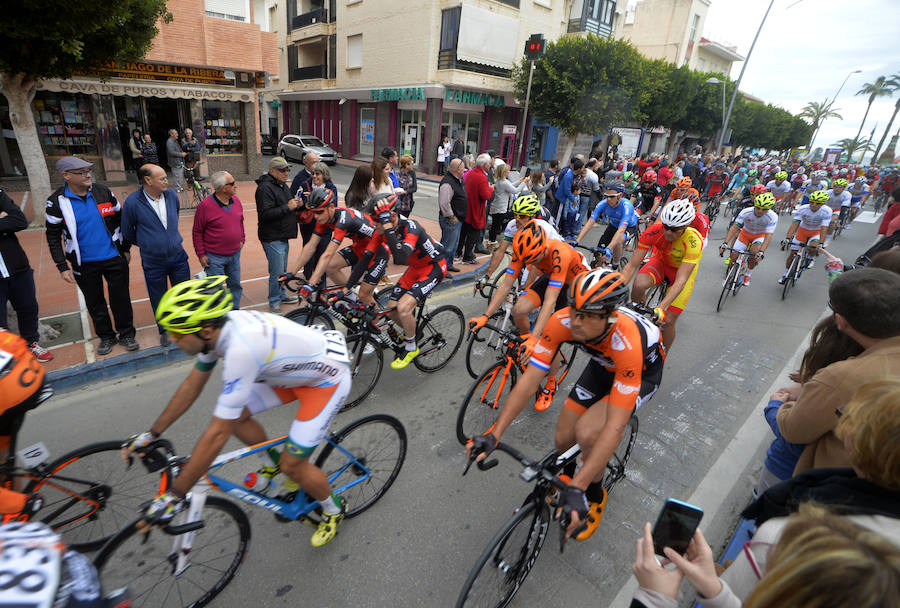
(402, 124, 422, 165)
(144, 98, 189, 166)
(500, 129, 517, 166)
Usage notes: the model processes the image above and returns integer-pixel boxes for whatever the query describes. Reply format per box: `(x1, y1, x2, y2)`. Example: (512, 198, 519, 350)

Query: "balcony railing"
(438, 50, 511, 78)
(290, 65, 328, 81)
(292, 8, 328, 29)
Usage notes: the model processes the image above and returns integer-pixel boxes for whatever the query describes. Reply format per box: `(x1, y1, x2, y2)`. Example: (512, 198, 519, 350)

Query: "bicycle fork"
(171, 480, 210, 575)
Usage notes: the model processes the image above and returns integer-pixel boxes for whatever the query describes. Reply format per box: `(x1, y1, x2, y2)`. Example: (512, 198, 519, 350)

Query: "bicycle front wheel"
(342, 334, 384, 411)
(782, 255, 800, 300)
(27, 440, 168, 552)
(456, 362, 516, 446)
(717, 262, 739, 312)
(465, 310, 509, 379)
(94, 495, 250, 608)
(284, 306, 335, 330)
(645, 281, 668, 310)
(414, 304, 465, 372)
(455, 499, 550, 608)
(314, 414, 407, 517)
(603, 416, 639, 492)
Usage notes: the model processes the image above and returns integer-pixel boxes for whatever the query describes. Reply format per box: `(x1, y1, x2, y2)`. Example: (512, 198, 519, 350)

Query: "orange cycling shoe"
(576, 487, 608, 541)
(535, 379, 558, 412)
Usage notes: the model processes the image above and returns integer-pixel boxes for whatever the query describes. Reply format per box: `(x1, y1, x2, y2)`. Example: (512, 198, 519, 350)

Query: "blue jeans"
(142, 251, 190, 333)
(577, 196, 591, 233)
(439, 215, 462, 267)
(261, 240, 289, 308)
(207, 250, 243, 310)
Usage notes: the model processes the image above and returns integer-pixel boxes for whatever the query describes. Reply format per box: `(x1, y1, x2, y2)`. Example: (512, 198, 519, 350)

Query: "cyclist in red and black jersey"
(633, 170, 664, 217)
(290, 189, 388, 306)
(370, 193, 447, 370)
(703, 162, 730, 199)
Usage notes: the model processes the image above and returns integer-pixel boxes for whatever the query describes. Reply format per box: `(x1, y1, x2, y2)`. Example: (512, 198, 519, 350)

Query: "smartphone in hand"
(651, 498, 704, 556)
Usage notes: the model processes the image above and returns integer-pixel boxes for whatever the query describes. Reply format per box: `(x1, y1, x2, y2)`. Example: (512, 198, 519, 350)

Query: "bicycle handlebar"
(473, 279, 498, 299)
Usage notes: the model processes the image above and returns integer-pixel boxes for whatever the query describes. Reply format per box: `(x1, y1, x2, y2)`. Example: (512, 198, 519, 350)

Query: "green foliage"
(798, 100, 842, 130)
(637, 61, 698, 130)
(0, 0, 172, 79)
(834, 137, 872, 158)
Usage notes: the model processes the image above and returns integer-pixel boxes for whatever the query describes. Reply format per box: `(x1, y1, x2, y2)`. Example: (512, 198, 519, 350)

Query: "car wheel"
(279, 149, 287, 159)
(327, 161, 337, 166)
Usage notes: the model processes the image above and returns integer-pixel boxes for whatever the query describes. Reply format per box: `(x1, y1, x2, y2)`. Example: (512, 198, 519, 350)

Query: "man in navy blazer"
(122, 164, 190, 346)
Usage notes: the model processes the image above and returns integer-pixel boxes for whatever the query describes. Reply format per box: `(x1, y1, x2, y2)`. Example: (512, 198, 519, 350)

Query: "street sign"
(524, 34, 546, 60)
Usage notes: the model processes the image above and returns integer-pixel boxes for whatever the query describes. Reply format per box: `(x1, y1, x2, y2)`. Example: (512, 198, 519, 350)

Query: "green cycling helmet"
(623, 171, 635, 182)
(156, 276, 233, 334)
(833, 178, 849, 188)
(754, 192, 776, 210)
(775, 171, 788, 180)
(511, 192, 541, 217)
(748, 169, 758, 177)
(809, 190, 830, 204)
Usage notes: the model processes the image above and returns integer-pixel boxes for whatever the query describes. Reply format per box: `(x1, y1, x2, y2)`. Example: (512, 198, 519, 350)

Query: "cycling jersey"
(792, 204, 832, 231)
(847, 183, 870, 203)
(825, 189, 852, 210)
(666, 187, 700, 207)
(734, 207, 778, 235)
(790, 173, 806, 190)
(530, 307, 665, 412)
(879, 174, 897, 191)
(704, 171, 730, 196)
(690, 212, 710, 242)
(384, 216, 444, 270)
(502, 217, 561, 243)
(506, 240, 588, 291)
(590, 198, 638, 228)
(637, 222, 703, 269)
(314, 207, 384, 255)
(634, 183, 663, 214)
(766, 180, 791, 200)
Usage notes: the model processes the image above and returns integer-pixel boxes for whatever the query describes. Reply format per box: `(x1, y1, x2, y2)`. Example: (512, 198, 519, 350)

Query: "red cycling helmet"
(642, 170, 657, 182)
(750, 184, 767, 195)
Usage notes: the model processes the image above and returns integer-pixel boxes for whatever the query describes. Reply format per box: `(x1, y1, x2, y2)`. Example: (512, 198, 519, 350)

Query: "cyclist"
(620, 200, 702, 351)
(621, 171, 641, 202)
(766, 171, 792, 213)
(370, 193, 447, 370)
(824, 178, 852, 241)
(469, 220, 588, 410)
(121, 277, 351, 547)
(702, 162, 730, 201)
(479, 192, 561, 283)
(847, 176, 870, 222)
(289, 189, 389, 307)
(575, 181, 638, 268)
(778, 190, 831, 284)
(633, 169, 663, 218)
(728, 166, 749, 194)
(720, 191, 778, 286)
(467, 269, 665, 541)
(648, 176, 699, 218)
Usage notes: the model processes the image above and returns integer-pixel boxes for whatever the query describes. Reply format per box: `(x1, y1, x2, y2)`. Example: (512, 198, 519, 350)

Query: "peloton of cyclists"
(575, 181, 639, 269)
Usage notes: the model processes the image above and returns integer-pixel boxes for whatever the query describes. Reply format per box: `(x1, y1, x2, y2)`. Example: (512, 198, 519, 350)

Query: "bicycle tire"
(341, 334, 383, 411)
(554, 342, 578, 385)
(645, 281, 668, 309)
(716, 261, 739, 312)
(284, 306, 335, 330)
(465, 310, 510, 379)
(455, 499, 550, 608)
(456, 362, 516, 446)
(781, 255, 800, 300)
(733, 258, 746, 297)
(413, 304, 465, 372)
(94, 495, 250, 608)
(833, 214, 844, 239)
(26, 440, 168, 552)
(314, 414, 406, 517)
(603, 416, 639, 491)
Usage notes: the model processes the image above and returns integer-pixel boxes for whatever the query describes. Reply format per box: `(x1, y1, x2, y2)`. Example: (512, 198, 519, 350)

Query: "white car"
(277, 134, 337, 165)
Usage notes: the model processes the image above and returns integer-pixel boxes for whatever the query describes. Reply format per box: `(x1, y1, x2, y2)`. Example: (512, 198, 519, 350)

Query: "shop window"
(33, 93, 98, 158)
(443, 111, 482, 156)
(0, 103, 25, 177)
(203, 101, 243, 155)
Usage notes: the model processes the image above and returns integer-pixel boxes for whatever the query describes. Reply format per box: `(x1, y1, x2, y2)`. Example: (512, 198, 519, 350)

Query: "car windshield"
(302, 137, 327, 148)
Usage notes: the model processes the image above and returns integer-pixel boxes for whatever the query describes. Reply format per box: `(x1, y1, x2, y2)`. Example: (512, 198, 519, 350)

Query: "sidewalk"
(4, 166, 492, 389)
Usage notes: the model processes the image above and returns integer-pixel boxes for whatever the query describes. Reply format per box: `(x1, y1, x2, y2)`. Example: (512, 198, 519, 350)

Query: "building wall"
(616, 0, 709, 66)
(693, 47, 731, 75)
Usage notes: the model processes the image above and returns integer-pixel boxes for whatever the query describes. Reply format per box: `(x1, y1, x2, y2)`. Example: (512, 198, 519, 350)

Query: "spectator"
(181, 128, 201, 168)
(0, 188, 51, 361)
(776, 268, 900, 474)
(397, 154, 417, 216)
(345, 164, 372, 211)
(122, 164, 190, 347)
(46, 157, 136, 356)
(462, 153, 475, 172)
(544, 159, 560, 218)
(255, 156, 300, 314)
(140, 134, 159, 166)
(529, 170, 552, 204)
(165, 129, 186, 192)
(657, 158, 674, 196)
(487, 163, 525, 245)
(369, 156, 394, 196)
(381, 147, 400, 190)
(301, 162, 338, 203)
(192, 171, 244, 309)
(582, 159, 601, 222)
(438, 158, 466, 273)
(460, 153, 493, 264)
(437, 136, 450, 176)
(128, 129, 143, 172)
(636, 152, 659, 176)
(673, 160, 684, 181)
(450, 132, 465, 161)
(289, 151, 320, 271)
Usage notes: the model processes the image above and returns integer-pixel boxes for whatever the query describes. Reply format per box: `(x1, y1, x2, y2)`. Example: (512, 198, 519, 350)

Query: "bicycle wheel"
(554, 341, 578, 384)
(456, 362, 516, 446)
(465, 310, 509, 379)
(716, 262, 739, 312)
(341, 334, 383, 411)
(26, 440, 168, 552)
(733, 259, 747, 297)
(284, 306, 335, 330)
(603, 416, 639, 491)
(314, 414, 406, 518)
(781, 255, 800, 300)
(644, 280, 668, 309)
(455, 499, 550, 608)
(833, 214, 844, 239)
(414, 304, 465, 372)
(94, 496, 250, 608)
(191, 184, 203, 209)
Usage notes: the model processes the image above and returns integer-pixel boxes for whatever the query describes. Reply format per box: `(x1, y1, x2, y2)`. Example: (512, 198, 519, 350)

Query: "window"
(440, 7, 460, 51)
(205, 0, 248, 21)
(689, 14, 700, 41)
(347, 34, 362, 69)
(600, 0, 615, 25)
(697, 57, 707, 70)
(203, 101, 243, 155)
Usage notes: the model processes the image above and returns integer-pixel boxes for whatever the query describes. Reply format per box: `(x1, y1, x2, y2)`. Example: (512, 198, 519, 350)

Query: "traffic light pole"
(516, 60, 535, 169)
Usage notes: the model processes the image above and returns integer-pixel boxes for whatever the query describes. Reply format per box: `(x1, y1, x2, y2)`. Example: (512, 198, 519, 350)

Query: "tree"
(513, 34, 649, 163)
(0, 0, 171, 224)
(870, 74, 900, 165)
(852, 75, 899, 147)
(798, 100, 842, 149)
(833, 137, 873, 160)
(665, 71, 735, 156)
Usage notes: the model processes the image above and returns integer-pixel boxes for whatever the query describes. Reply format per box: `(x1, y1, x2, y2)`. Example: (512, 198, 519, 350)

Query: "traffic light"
(524, 34, 546, 61)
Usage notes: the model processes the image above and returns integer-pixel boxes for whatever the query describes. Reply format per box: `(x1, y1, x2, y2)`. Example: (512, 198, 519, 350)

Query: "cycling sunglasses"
(662, 224, 684, 232)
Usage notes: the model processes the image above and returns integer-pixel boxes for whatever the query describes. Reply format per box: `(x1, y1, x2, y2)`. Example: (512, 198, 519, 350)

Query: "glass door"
(359, 106, 375, 159)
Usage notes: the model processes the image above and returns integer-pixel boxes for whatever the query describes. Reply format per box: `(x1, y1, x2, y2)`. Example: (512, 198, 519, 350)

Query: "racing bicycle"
(779, 240, 820, 300)
(717, 247, 760, 312)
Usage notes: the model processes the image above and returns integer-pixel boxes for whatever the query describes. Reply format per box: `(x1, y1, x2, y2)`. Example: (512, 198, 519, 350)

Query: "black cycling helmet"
(305, 188, 335, 210)
(364, 192, 398, 216)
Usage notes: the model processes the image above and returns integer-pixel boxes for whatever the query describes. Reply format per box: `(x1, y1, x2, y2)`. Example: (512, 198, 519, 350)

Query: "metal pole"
(810, 69, 860, 150)
(516, 61, 534, 169)
(721, 81, 726, 153)
(718, 0, 776, 151)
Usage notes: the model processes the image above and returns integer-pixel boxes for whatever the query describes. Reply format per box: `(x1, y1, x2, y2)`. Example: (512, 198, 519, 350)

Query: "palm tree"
(799, 100, 843, 148)
(871, 74, 900, 164)
(834, 137, 873, 161)
(853, 75, 900, 144)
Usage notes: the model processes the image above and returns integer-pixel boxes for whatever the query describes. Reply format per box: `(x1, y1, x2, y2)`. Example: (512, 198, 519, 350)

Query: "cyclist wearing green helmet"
(766, 171, 792, 213)
(779, 190, 831, 284)
(824, 179, 853, 241)
(720, 192, 779, 286)
(123, 276, 352, 547)
(479, 192, 560, 282)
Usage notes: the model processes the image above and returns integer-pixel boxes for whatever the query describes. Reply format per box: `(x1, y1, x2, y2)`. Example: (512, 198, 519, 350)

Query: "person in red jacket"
(460, 153, 494, 264)
(636, 153, 660, 177)
(878, 187, 900, 238)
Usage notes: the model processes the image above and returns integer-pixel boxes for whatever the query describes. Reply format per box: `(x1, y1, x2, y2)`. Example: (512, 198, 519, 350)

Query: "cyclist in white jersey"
(766, 172, 792, 213)
(824, 179, 852, 241)
(720, 192, 778, 286)
(122, 276, 351, 547)
(847, 177, 870, 221)
(480, 193, 562, 283)
(778, 190, 832, 284)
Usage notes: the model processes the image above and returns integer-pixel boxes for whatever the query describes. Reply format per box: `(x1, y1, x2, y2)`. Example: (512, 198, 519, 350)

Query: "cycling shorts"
(390, 259, 446, 304)
(707, 184, 725, 198)
(736, 229, 766, 248)
(791, 227, 822, 250)
(563, 355, 663, 415)
(522, 275, 571, 311)
(239, 369, 351, 459)
(0, 384, 45, 450)
(597, 224, 639, 250)
(638, 255, 697, 315)
(338, 245, 389, 285)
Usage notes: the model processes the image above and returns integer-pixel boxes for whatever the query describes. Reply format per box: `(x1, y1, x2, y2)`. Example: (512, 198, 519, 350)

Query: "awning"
(456, 5, 518, 70)
(36, 78, 254, 102)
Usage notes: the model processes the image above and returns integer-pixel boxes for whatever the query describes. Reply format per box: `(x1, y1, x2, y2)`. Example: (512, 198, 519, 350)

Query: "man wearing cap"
(255, 157, 300, 313)
(121, 164, 191, 347)
(45, 157, 137, 355)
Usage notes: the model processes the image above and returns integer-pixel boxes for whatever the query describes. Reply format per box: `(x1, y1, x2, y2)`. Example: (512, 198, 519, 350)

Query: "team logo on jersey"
(614, 380, 639, 395)
(222, 378, 241, 395)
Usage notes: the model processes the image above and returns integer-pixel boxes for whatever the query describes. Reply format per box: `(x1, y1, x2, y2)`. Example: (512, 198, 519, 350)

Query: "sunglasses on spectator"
(226, 181, 235, 186)
(662, 224, 684, 232)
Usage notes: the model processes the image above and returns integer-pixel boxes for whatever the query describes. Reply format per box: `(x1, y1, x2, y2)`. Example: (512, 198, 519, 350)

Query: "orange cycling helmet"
(750, 184, 767, 196)
(512, 220, 547, 264)
(568, 269, 629, 315)
(676, 176, 692, 188)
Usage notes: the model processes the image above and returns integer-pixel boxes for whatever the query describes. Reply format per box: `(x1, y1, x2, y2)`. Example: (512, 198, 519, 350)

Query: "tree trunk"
(0, 73, 50, 226)
(871, 99, 900, 165)
(853, 97, 874, 145)
(666, 131, 685, 159)
(807, 120, 820, 150)
(560, 131, 578, 166)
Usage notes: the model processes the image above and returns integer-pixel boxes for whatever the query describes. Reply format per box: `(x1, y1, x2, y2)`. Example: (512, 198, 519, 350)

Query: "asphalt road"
(22, 179, 883, 606)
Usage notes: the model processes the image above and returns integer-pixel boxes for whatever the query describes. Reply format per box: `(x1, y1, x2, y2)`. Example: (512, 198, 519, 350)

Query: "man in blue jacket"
(122, 164, 190, 347)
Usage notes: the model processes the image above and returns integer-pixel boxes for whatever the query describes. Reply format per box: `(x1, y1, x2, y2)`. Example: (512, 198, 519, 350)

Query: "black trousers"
(73, 256, 135, 341)
(0, 268, 40, 343)
(459, 221, 481, 261)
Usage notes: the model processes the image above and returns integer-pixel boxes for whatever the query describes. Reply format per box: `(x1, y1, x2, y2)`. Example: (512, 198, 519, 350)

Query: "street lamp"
(705, 77, 726, 153)
(810, 69, 861, 150)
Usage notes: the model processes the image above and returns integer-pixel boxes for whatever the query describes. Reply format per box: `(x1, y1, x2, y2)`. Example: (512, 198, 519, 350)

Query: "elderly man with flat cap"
(45, 157, 137, 355)
(256, 156, 300, 313)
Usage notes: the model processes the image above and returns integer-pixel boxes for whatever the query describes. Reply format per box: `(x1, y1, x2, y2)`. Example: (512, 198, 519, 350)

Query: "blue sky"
(704, 0, 900, 159)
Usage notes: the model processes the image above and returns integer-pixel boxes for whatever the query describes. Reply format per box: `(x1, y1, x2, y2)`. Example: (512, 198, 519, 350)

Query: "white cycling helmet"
(660, 199, 696, 228)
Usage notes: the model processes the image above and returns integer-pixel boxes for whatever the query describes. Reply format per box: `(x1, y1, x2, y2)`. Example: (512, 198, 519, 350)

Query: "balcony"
(289, 0, 336, 41)
(437, 50, 511, 78)
(291, 65, 327, 80)
(292, 8, 327, 29)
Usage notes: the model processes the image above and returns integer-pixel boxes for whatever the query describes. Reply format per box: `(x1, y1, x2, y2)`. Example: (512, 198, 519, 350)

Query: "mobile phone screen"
(652, 499, 704, 556)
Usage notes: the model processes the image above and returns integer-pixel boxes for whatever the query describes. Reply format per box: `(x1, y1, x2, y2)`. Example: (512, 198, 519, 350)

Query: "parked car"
(277, 134, 337, 165)
(260, 134, 277, 155)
